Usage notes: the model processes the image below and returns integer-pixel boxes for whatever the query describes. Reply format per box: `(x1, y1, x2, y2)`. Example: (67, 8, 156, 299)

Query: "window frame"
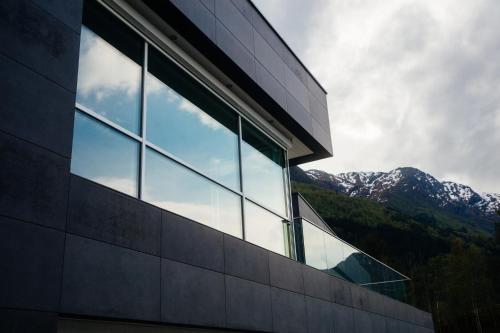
(73, 0, 295, 255)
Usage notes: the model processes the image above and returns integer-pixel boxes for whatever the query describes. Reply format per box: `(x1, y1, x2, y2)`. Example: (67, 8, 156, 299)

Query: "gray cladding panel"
(331, 303, 355, 333)
(68, 176, 162, 256)
(0, 54, 76, 158)
(162, 259, 226, 327)
(162, 210, 224, 272)
(255, 60, 287, 109)
(330, 276, 353, 306)
(270, 287, 307, 333)
(0, 308, 58, 333)
(303, 265, 331, 302)
(286, 91, 313, 133)
(283, 64, 309, 112)
(305, 296, 334, 333)
(0, 217, 65, 311)
(224, 234, 270, 285)
(170, 0, 216, 41)
(0, 0, 80, 92)
(215, 0, 254, 53)
(225, 275, 273, 332)
(372, 313, 388, 333)
(61, 235, 161, 321)
(354, 309, 374, 333)
(0, 131, 70, 230)
(31, 0, 83, 33)
(216, 20, 256, 79)
(230, 0, 252, 23)
(254, 30, 285, 84)
(269, 252, 304, 293)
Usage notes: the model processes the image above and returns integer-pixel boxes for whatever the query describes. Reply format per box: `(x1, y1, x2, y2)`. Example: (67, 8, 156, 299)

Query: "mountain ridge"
(292, 166, 500, 234)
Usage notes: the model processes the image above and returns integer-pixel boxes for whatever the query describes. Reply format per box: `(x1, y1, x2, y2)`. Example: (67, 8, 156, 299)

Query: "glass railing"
(295, 218, 409, 302)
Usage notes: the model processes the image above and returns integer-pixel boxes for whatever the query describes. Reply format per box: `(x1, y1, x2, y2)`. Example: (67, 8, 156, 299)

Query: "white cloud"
(147, 73, 226, 131)
(254, 0, 500, 193)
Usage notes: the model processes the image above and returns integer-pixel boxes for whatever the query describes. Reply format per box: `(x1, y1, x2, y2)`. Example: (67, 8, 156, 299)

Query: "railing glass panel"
(298, 218, 409, 301)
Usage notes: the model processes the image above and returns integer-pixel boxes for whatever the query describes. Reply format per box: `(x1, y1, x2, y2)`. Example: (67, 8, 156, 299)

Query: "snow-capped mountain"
(294, 167, 500, 233)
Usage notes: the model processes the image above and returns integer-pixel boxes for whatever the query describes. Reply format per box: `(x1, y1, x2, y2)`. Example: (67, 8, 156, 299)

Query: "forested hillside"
(291, 170, 500, 333)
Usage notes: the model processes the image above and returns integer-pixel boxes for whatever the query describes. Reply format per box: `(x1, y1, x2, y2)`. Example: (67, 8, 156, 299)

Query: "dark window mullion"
(238, 115, 246, 240)
(139, 42, 148, 199)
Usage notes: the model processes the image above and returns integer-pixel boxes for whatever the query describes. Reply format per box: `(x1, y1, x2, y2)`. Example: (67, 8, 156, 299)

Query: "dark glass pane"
(338, 244, 369, 283)
(146, 49, 240, 190)
(244, 200, 286, 255)
(71, 111, 139, 196)
(324, 234, 345, 278)
(143, 148, 242, 237)
(76, 1, 143, 134)
(242, 120, 286, 215)
(302, 220, 327, 270)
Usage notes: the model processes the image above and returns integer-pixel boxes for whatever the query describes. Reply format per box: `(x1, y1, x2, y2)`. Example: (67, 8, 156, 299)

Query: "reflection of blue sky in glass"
(242, 139, 286, 216)
(76, 26, 141, 134)
(302, 221, 327, 270)
(143, 148, 242, 237)
(244, 201, 285, 255)
(146, 74, 239, 190)
(71, 111, 139, 196)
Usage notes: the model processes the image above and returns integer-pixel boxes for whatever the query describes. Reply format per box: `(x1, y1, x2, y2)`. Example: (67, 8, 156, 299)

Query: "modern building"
(0, 0, 434, 332)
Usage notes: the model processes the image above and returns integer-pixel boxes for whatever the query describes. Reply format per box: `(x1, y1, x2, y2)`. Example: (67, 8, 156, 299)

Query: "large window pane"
(76, 19, 142, 133)
(143, 148, 242, 237)
(71, 111, 139, 196)
(146, 49, 240, 190)
(244, 200, 286, 255)
(302, 220, 327, 270)
(242, 120, 286, 215)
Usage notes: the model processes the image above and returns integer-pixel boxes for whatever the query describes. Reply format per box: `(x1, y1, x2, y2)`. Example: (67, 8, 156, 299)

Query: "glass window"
(146, 49, 240, 190)
(339, 244, 370, 284)
(71, 111, 139, 196)
(143, 148, 242, 237)
(242, 120, 286, 216)
(244, 200, 286, 255)
(324, 234, 345, 278)
(76, 18, 142, 133)
(71, 1, 293, 256)
(302, 220, 327, 270)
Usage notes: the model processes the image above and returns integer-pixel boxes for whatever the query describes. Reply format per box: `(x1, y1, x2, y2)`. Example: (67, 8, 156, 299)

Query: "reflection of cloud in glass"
(243, 143, 285, 214)
(76, 26, 141, 133)
(94, 176, 137, 196)
(78, 26, 140, 98)
(144, 148, 242, 237)
(146, 73, 240, 190)
(71, 112, 139, 197)
(244, 201, 285, 255)
(149, 200, 241, 238)
(178, 99, 224, 131)
(147, 74, 225, 131)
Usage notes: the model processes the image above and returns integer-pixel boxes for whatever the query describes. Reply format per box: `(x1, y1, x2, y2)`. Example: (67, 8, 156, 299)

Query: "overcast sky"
(252, 0, 500, 194)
